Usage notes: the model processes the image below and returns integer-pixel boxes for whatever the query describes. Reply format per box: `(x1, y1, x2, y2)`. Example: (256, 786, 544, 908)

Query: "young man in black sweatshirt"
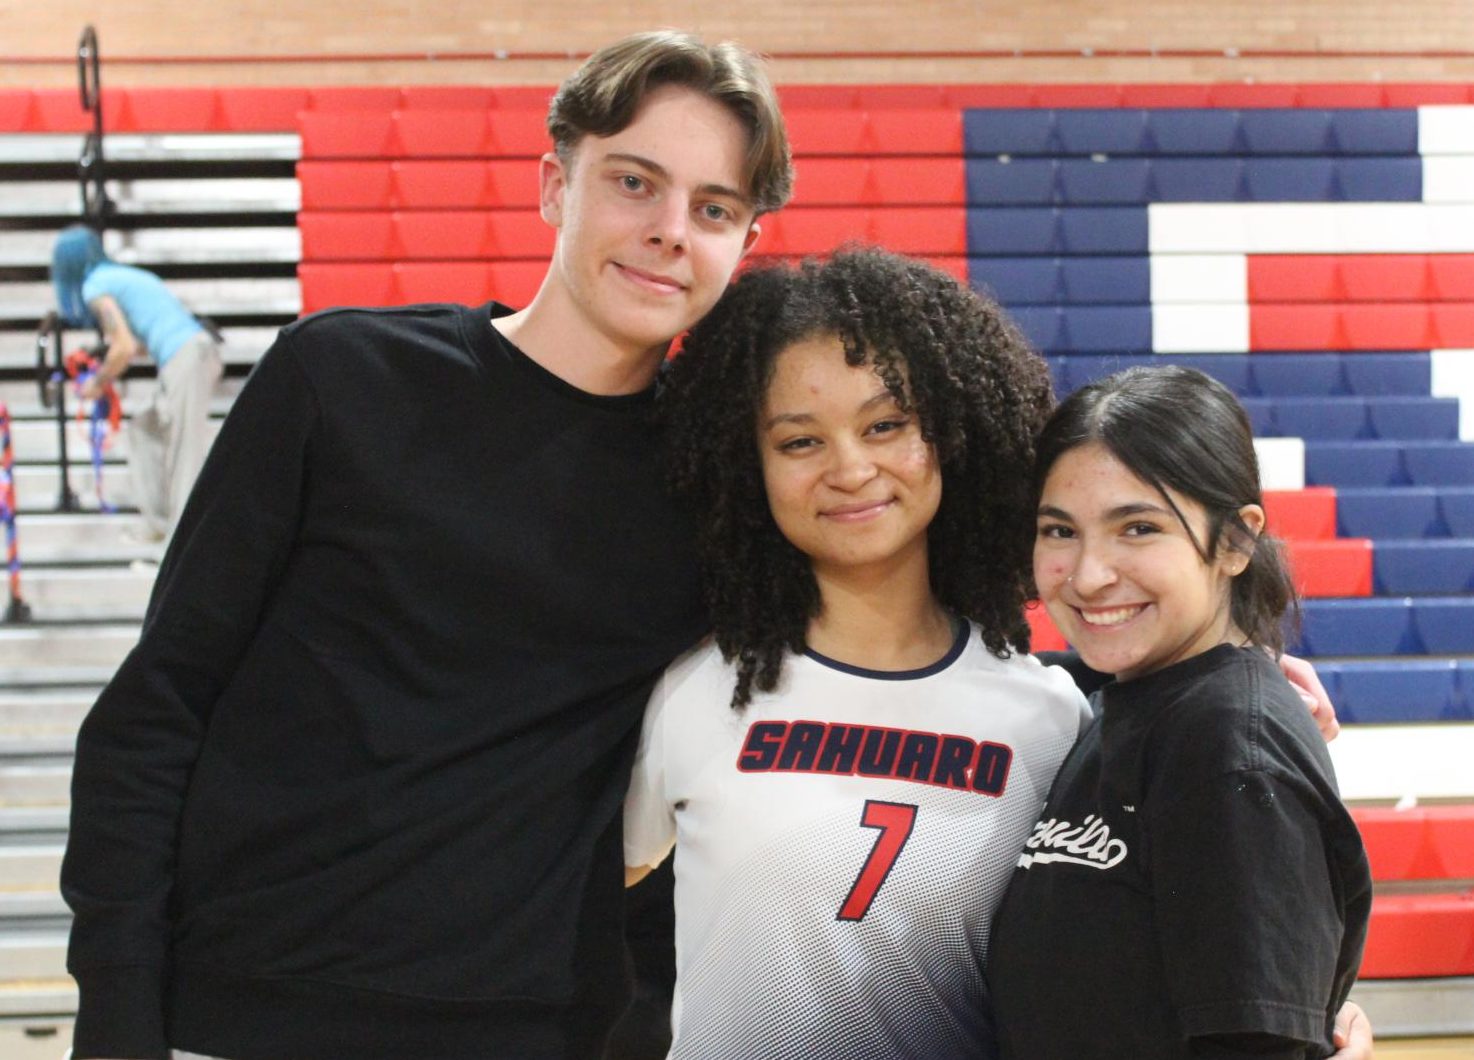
(61, 30, 793, 1060)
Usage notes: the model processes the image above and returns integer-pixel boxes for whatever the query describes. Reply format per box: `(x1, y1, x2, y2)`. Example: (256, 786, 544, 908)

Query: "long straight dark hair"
(1032, 365, 1301, 655)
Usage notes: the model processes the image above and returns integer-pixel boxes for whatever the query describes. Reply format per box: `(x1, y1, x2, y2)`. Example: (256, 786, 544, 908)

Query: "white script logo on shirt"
(1015, 814, 1128, 870)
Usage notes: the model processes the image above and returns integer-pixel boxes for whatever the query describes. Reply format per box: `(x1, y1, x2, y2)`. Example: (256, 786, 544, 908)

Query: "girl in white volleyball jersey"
(624, 248, 1085, 1059)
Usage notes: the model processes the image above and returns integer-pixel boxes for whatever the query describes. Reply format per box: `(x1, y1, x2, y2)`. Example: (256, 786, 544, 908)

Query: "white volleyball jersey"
(624, 623, 1090, 1060)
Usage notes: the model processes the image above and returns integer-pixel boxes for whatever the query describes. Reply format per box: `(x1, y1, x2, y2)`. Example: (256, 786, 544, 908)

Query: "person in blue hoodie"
(51, 224, 222, 540)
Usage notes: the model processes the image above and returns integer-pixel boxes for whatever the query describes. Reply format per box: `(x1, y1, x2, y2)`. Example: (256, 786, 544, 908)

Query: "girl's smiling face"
(1033, 441, 1262, 682)
(758, 333, 941, 583)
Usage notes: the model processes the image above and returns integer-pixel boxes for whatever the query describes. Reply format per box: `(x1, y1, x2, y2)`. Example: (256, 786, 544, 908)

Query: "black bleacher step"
(0, 210, 299, 232)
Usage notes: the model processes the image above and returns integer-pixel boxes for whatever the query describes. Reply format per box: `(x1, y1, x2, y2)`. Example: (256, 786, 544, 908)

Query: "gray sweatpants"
(128, 331, 223, 538)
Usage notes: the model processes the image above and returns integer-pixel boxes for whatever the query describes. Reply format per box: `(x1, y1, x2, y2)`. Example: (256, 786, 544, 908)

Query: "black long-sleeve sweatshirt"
(61, 302, 706, 1059)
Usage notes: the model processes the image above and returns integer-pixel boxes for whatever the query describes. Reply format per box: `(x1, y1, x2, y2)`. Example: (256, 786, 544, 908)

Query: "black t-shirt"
(989, 645, 1371, 1060)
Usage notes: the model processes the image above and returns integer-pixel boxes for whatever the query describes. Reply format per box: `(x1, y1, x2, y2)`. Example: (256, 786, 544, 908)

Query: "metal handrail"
(76, 25, 112, 225)
(35, 313, 82, 514)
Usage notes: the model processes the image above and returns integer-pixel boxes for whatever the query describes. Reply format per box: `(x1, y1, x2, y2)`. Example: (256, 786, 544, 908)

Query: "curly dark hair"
(662, 246, 1056, 707)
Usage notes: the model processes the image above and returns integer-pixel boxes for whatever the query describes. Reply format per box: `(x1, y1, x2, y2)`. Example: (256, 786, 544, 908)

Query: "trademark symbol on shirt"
(1121, 804, 1136, 812)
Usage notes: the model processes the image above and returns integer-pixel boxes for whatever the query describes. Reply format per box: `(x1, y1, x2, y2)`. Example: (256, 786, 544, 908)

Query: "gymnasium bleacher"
(0, 74, 1471, 1053)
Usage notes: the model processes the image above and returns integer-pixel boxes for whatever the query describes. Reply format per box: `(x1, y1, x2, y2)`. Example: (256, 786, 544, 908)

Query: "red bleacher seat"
(395, 160, 538, 209)
(219, 87, 309, 131)
(1249, 257, 1345, 303)
(1383, 83, 1473, 106)
(298, 111, 396, 158)
(297, 162, 396, 210)
(944, 85, 1038, 108)
(1263, 487, 1338, 541)
(1430, 256, 1474, 300)
(759, 208, 965, 256)
(28, 87, 97, 132)
(1251, 304, 1345, 350)
(298, 261, 547, 314)
(869, 208, 968, 254)
(779, 158, 968, 207)
(398, 211, 552, 259)
(392, 110, 490, 156)
(1352, 806, 1474, 980)
(299, 161, 540, 210)
(307, 87, 403, 112)
(393, 262, 545, 306)
(866, 110, 963, 153)
(299, 213, 394, 260)
(1362, 893, 1474, 978)
(123, 88, 220, 132)
(1433, 303, 1474, 347)
(1342, 303, 1435, 350)
(1024, 605, 1067, 652)
(300, 210, 554, 261)
(1031, 85, 1125, 109)
(397, 86, 497, 110)
(1355, 806, 1474, 881)
(1119, 84, 1214, 108)
(1339, 255, 1432, 303)
(1206, 84, 1301, 108)
(1285, 538, 1373, 597)
(0, 91, 30, 133)
(785, 110, 874, 156)
(298, 263, 397, 313)
(1295, 84, 1388, 108)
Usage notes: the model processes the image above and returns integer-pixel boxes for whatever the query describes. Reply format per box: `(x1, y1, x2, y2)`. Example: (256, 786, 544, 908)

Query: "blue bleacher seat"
(1049, 353, 1254, 395)
(1249, 355, 1349, 396)
(1150, 158, 1244, 201)
(1340, 352, 1431, 397)
(963, 110, 1056, 156)
(1374, 540, 1474, 594)
(1168, 354, 1255, 395)
(1047, 353, 1156, 393)
(970, 258, 1062, 304)
(1145, 110, 1244, 155)
(1414, 599, 1474, 654)
(1403, 443, 1474, 486)
(1336, 487, 1447, 538)
(1060, 257, 1150, 303)
(1010, 307, 1064, 351)
(1367, 397, 1461, 441)
(1305, 442, 1409, 486)
(1056, 207, 1148, 253)
(1251, 397, 1457, 441)
(1240, 399, 1277, 437)
(965, 159, 1058, 204)
(1058, 159, 1152, 204)
(1327, 659, 1468, 723)
(966, 208, 1060, 254)
(1296, 598, 1420, 655)
(1252, 397, 1369, 439)
(1441, 489, 1474, 536)
(1057, 306, 1153, 352)
(1336, 157, 1423, 201)
(1240, 110, 1335, 154)
(1328, 109, 1420, 155)
(1244, 158, 1339, 201)
(1055, 110, 1151, 154)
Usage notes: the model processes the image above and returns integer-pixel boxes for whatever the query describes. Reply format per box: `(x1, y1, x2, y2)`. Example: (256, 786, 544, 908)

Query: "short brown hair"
(547, 30, 793, 215)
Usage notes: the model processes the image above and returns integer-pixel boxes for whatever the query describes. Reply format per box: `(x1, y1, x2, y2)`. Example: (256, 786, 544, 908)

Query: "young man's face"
(538, 83, 762, 359)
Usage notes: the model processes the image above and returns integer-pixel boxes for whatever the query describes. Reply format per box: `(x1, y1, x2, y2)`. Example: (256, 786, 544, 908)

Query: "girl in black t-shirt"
(989, 365, 1373, 1059)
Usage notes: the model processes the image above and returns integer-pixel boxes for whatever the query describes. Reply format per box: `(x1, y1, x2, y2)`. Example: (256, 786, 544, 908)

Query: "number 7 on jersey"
(837, 800, 918, 922)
